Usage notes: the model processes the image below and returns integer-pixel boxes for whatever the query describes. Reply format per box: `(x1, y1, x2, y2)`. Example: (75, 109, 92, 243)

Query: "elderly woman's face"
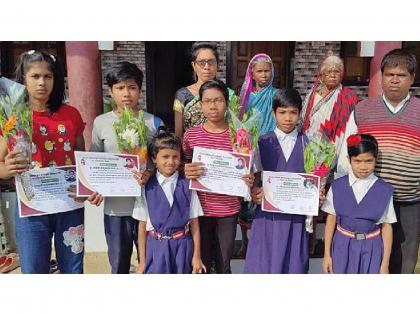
(321, 65, 342, 90)
(252, 61, 272, 89)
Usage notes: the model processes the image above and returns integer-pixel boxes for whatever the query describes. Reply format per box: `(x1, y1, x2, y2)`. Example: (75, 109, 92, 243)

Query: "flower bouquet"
(303, 132, 335, 232)
(228, 95, 261, 204)
(0, 77, 34, 199)
(113, 107, 148, 169)
(304, 132, 335, 188)
(228, 95, 261, 155)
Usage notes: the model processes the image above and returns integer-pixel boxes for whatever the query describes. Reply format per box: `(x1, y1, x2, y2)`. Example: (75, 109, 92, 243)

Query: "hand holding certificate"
(262, 171, 320, 216)
(189, 147, 252, 198)
(16, 166, 83, 218)
(75, 151, 142, 197)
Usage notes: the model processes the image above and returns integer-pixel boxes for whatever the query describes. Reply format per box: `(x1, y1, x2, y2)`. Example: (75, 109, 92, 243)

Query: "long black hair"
(14, 50, 65, 113)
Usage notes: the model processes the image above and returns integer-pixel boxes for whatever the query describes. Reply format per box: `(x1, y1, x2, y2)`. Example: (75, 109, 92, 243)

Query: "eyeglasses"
(195, 59, 217, 68)
(201, 97, 225, 106)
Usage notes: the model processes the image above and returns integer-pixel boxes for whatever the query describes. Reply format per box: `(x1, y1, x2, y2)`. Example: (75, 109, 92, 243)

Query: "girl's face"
(273, 106, 299, 134)
(192, 48, 218, 83)
(24, 61, 54, 105)
(200, 88, 227, 124)
(252, 61, 272, 89)
(349, 152, 376, 179)
(109, 79, 141, 112)
(152, 148, 181, 177)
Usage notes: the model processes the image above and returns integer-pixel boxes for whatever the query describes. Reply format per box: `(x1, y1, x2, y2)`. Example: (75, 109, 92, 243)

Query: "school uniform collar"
(382, 93, 410, 114)
(274, 127, 298, 143)
(348, 170, 377, 187)
(156, 170, 179, 186)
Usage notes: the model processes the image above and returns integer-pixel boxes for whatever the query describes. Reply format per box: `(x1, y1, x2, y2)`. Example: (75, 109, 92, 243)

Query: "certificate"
(75, 151, 142, 197)
(189, 147, 251, 198)
(16, 166, 84, 218)
(262, 171, 320, 216)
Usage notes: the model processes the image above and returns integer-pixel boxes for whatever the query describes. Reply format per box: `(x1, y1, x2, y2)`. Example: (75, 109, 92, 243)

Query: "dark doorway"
(228, 41, 295, 95)
(0, 41, 66, 78)
(145, 42, 194, 131)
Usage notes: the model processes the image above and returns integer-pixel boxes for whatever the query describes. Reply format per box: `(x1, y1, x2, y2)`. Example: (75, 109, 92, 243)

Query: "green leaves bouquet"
(228, 95, 261, 154)
(113, 107, 148, 169)
(304, 132, 335, 188)
(0, 77, 34, 199)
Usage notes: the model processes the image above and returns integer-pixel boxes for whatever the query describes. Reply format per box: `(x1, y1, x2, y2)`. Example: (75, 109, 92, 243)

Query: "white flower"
(121, 128, 139, 147)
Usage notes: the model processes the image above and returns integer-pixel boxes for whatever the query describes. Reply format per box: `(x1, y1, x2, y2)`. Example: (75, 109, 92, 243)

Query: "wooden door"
(229, 41, 294, 95)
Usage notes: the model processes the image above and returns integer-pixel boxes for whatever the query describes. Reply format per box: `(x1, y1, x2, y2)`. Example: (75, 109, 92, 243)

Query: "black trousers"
(199, 213, 238, 274)
(389, 201, 420, 274)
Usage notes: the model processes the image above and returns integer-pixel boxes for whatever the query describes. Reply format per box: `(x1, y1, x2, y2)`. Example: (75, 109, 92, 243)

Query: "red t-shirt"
(1, 104, 85, 168)
(183, 124, 241, 217)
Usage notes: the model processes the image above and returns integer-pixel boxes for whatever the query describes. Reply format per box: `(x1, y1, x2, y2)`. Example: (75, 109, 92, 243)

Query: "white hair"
(319, 55, 344, 76)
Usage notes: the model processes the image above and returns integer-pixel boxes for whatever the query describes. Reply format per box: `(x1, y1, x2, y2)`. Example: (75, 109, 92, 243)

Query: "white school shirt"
(322, 170, 397, 224)
(254, 127, 298, 172)
(336, 94, 411, 178)
(253, 127, 313, 232)
(132, 170, 203, 231)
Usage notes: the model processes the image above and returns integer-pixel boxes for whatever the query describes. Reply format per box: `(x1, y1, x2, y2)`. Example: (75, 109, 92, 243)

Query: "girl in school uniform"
(133, 128, 206, 274)
(322, 134, 395, 274)
(244, 89, 311, 274)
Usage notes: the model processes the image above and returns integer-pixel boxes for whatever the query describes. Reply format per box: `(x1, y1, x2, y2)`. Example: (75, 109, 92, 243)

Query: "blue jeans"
(104, 214, 138, 274)
(15, 208, 84, 274)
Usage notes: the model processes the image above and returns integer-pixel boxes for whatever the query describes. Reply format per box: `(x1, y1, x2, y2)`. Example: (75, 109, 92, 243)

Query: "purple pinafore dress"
(144, 175, 193, 274)
(331, 175, 394, 274)
(244, 131, 310, 273)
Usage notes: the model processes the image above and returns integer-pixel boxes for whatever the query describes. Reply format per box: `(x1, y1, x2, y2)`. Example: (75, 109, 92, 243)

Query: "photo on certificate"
(189, 146, 252, 198)
(16, 166, 84, 218)
(262, 171, 320, 216)
(75, 151, 142, 197)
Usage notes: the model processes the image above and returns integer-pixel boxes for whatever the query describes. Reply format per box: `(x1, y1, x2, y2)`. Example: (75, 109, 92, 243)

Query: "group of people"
(0, 42, 419, 274)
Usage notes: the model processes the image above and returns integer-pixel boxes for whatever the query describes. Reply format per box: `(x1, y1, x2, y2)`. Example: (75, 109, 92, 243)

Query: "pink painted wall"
(65, 42, 103, 149)
(368, 41, 402, 97)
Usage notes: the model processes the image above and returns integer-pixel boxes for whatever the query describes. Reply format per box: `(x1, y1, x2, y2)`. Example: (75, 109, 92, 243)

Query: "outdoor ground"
(6, 248, 420, 274)
(4, 225, 420, 274)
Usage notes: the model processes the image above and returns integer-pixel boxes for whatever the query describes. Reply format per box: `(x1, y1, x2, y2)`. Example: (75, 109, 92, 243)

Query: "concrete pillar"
(368, 41, 402, 97)
(65, 42, 103, 149)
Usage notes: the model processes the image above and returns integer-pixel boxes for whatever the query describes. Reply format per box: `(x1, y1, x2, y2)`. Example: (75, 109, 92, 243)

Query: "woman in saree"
(235, 53, 278, 258)
(238, 53, 278, 135)
(173, 42, 235, 139)
(300, 54, 358, 254)
(300, 54, 358, 177)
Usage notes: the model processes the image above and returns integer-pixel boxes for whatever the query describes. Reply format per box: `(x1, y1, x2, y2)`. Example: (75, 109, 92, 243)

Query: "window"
(402, 42, 420, 86)
(340, 42, 371, 86)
